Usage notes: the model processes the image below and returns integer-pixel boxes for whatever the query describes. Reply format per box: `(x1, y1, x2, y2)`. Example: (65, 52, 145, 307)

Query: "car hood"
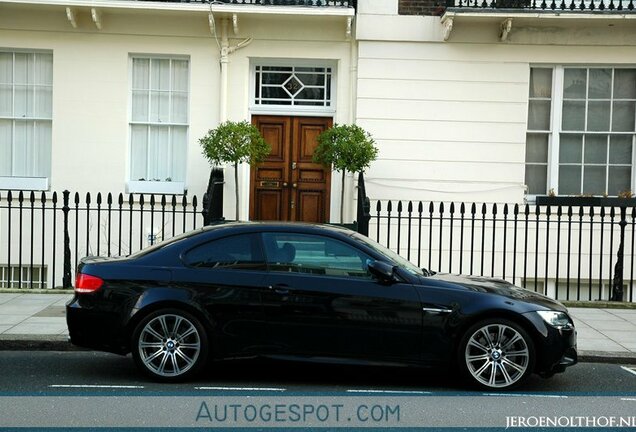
(424, 273, 568, 312)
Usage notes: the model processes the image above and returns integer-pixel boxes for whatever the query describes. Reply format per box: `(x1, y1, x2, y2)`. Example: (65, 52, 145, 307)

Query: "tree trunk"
(234, 162, 239, 221)
(340, 170, 346, 224)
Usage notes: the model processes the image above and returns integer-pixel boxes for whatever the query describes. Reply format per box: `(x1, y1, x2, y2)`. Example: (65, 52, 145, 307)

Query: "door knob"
(283, 182, 288, 187)
(292, 183, 297, 188)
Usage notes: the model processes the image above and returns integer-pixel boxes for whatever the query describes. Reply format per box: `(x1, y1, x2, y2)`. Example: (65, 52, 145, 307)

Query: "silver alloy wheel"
(464, 323, 530, 388)
(138, 313, 201, 377)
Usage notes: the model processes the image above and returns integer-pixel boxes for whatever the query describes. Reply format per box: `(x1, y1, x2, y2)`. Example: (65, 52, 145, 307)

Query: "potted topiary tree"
(313, 124, 378, 224)
(199, 120, 270, 221)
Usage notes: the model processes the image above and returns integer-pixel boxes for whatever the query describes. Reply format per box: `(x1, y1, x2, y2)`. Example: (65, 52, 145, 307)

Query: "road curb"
(577, 350, 636, 364)
(0, 336, 87, 351)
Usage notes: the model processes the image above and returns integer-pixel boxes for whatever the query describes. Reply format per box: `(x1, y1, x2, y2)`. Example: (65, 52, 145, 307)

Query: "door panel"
(250, 116, 291, 221)
(257, 231, 422, 363)
(250, 115, 331, 222)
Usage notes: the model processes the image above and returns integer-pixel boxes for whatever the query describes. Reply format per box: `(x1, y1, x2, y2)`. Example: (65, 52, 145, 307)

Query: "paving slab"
(0, 315, 28, 325)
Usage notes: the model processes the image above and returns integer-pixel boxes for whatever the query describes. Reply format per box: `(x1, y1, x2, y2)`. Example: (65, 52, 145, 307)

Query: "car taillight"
(75, 273, 103, 293)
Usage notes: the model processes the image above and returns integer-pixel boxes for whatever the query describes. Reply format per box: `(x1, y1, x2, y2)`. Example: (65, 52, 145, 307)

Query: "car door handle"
(268, 284, 290, 295)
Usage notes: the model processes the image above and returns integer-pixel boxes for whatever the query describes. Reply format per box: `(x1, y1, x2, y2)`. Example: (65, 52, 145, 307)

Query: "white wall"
(355, 1, 636, 204)
(0, 5, 353, 221)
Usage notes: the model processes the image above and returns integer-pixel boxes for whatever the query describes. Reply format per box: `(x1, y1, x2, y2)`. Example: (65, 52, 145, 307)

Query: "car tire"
(458, 318, 535, 390)
(131, 308, 208, 382)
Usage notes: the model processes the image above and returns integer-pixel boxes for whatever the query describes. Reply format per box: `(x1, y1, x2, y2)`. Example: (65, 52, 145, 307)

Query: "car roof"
(200, 221, 356, 235)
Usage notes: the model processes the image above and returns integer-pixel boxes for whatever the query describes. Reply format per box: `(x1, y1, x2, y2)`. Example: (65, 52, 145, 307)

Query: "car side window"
(262, 232, 372, 278)
(183, 233, 265, 270)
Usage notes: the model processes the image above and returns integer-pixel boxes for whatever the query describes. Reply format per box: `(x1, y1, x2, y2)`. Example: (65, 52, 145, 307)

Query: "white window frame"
(526, 65, 636, 199)
(126, 54, 190, 195)
(249, 58, 337, 116)
(0, 50, 53, 191)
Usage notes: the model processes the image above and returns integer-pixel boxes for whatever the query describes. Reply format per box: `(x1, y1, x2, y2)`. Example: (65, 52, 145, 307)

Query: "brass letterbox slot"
(260, 181, 280, 188)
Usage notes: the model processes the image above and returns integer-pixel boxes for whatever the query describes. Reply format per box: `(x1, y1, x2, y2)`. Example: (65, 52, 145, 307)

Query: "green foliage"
(199, 120, 270, 167)
(313, 124, 378, 174)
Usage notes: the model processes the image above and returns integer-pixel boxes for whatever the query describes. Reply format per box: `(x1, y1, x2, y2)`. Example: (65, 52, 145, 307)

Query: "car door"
(259, 231, 423, 364)
(172, 233, 269, 357)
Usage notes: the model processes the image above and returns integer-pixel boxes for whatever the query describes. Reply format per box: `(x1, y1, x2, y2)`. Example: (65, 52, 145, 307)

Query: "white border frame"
(249, 58, 338, 116)
(526, 64, 636, 201)
(126, 53, 191, 195)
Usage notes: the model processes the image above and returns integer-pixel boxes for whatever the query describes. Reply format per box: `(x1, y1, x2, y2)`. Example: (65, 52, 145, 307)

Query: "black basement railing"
(137, 0, 356, 7)
(370, 200, 634, 303)
(445, 0, 635, 11)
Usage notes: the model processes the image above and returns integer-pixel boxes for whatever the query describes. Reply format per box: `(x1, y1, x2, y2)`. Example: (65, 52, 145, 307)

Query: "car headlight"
(537, 310, 573, 329)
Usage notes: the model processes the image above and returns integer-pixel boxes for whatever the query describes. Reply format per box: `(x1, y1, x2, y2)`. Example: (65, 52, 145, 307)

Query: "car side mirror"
(368, 260, 396, 284)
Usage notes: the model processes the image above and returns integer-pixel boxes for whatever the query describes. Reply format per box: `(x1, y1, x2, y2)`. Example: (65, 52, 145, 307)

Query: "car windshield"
(351, 232, 427, 276)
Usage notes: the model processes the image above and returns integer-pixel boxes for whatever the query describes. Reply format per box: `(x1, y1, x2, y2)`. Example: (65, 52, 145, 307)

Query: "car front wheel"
(458, 319, 535, 390)
(132, 308, 208, 382)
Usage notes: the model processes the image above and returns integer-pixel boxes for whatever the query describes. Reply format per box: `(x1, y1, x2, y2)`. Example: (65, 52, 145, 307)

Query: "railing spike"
(492, 203, 497, 215)
(450, 202, 455, 213)
(139, 194, 145, 206)
(150, 194, 156, 206)
(408, 201, 413, 212)
(387, 200, 393, 212)
(74, 192, 80, 204)
(429, 202, 434, 212)
(439, 202, 444, 213)
(97, 192, 102, 205)
(376, 200, 382, 212)
(18, 191, 24, 203)
(471, 203, 476, 214)
(460, 202, 465, 214)
(40, 191, 46, 204)
(503, 203, 508, 214)
(418, 201, 423, 213)
(610, 206, 615, 218)
(557, 205, 562, 217)
(481, 203, 487, 214)
(52, 191, 57, 203)
(513, 203, 519, 215)
(192, 195, 198, 207)
(161, 194, 167, 206)
(397, 201, 403, 212)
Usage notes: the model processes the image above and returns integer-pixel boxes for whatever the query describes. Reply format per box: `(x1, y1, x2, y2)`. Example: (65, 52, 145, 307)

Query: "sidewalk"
(0, 293, 635, 362)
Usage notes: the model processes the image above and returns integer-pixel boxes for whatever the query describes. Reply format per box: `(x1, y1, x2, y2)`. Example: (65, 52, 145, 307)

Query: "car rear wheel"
(458, 319, 535, 390)
(132, 308, 208, 382)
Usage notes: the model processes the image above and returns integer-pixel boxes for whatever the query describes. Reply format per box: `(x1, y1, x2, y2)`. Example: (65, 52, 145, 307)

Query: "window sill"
(0, 176, 49, 191)
(535, 196, 636, 207)
(127, 180, 186, 195)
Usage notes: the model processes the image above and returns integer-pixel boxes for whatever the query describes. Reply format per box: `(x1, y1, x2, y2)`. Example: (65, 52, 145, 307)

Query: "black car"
(67, 222, 576, 389)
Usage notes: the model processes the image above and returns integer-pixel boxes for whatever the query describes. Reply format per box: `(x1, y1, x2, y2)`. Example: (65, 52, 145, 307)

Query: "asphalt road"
(0, 352, 634, 429)
(0, 351, 634, 393)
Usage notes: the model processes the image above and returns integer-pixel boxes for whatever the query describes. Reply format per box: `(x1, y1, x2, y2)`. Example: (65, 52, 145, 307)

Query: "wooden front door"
(250, 115, 332, 222)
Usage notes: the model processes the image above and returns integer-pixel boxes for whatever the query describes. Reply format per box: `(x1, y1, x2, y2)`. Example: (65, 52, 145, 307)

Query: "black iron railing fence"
(370, 200, 634, 303)
(445, 0, 636, 11)
(0, 190, 204, 289)
(2, 188, 634, 302)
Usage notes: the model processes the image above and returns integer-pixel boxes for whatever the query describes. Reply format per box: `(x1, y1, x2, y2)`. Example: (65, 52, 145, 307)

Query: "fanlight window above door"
(254, 65, 333, 108)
